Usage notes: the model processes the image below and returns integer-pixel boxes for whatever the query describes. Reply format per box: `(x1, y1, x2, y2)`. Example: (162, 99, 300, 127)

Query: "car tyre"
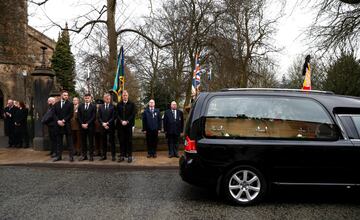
(223, 165, 267, 205)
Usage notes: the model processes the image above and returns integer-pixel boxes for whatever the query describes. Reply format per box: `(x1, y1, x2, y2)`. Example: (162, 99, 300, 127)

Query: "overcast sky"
(28, 0, 316, 79)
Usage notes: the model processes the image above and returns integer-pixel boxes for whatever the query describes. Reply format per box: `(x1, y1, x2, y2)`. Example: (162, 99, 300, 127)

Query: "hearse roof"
(204, 88, 360, 114)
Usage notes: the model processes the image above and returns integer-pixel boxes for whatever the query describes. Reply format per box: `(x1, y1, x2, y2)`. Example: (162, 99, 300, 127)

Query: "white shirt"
(172, 110, 176, 119)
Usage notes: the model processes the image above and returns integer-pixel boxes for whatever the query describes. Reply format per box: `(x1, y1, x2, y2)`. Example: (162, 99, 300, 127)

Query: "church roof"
(27, 25, 56, 50)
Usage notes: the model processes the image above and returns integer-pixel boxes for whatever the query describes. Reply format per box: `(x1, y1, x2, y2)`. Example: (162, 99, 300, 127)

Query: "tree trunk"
(107, 0, 117, 89)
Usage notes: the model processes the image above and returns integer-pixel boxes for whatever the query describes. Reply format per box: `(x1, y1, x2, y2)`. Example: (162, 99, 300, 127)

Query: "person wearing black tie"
(3, 99, 17, 147)
(98, 93, 116, 161)
(163, 101, 184, 158)
(53, 90, 75, 162)
(13, 101, 28, 148)
(78, 94, 96, 161)
(142, 99, 162, 158)
(117, 90, 136, 163)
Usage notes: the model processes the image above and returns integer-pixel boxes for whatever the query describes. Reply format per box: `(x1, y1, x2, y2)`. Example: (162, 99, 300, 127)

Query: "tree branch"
(64, 20, 107, 33)
(28, 0, 49, 6)
(84, 6, 107, 38)
(117, 28, 173, 48)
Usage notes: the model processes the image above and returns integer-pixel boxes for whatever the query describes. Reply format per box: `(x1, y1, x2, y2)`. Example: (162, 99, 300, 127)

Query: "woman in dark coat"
(13, 101, 28, 148)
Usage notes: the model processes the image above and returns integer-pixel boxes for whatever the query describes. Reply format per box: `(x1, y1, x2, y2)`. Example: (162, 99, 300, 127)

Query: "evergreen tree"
(51, 23, 77, 97)
(324, 53, 360, 96)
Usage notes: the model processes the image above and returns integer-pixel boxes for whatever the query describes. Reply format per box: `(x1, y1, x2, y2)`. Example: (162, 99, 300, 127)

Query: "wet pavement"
(1, 166, 360, 220)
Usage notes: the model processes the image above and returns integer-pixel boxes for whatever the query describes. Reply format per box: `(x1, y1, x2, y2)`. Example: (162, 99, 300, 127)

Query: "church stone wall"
(0, 0, 56, 107)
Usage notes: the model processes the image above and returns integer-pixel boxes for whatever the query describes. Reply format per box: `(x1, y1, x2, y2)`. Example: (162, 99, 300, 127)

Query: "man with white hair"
(163, 101, 184, 158)
(41, 97, 57, 157)
(4, 99, 17, 147)
(142, 99, 162, 158)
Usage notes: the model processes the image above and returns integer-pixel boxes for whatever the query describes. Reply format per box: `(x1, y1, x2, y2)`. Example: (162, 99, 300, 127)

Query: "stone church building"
(0, 0, 56, 110)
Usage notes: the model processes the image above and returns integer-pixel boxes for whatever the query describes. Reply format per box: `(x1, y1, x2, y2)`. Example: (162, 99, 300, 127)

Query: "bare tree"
(179, 0, 220, 107)
(309, 0, 360, 52)
(76, 27, 140, 104)
(32, 0, 171, 99)
(248, 60, 279, 88)
(214, 0, 283, 88)
(128, 0, 219, 107)
(126, 21, 168, 102)
(77, 30, 109, 99)
(155, 0, 192, 103)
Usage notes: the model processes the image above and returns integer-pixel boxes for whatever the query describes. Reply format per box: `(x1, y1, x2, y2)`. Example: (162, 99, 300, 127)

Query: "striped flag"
(191, 54, 201, 98)
(112, 46, 125, 102)
(302, 55, 311, 90)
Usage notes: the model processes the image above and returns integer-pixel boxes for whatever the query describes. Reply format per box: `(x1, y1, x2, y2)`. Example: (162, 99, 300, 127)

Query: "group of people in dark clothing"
(3, 99, 29, 148)
(40, 90, 184, 163)
(142, 100, 184, 158)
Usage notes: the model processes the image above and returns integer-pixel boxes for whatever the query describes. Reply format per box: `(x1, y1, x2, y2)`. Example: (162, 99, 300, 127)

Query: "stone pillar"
(31, 47, 55, 150)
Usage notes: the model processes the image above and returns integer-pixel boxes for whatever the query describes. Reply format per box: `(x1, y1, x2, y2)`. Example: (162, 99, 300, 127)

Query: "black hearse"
(180, 88, 360, 205)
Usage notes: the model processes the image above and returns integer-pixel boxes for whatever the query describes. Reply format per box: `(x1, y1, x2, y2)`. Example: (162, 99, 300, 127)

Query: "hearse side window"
(338, 116, 359, 139)
(351, 116, 360, 136)
(204, 96, 339, 140)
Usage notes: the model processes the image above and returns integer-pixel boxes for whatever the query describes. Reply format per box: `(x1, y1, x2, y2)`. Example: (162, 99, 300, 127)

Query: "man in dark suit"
(13, 101, 28, 148)
(163, 101, 184, 158)
(53, 90, 75, 162)
(142, 99, 162, 158)
(41, 97, 57, 158)
(78, 93, 96, 161)
(98, 93, 116, 161)
(117, 90, 136, 163)
(4, 99, 17, 147)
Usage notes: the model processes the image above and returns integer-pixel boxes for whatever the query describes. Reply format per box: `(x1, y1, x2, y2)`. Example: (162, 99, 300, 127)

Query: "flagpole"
(86, 67, 90, 94)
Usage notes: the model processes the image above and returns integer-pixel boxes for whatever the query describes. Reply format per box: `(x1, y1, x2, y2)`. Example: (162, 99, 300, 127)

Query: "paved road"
(1, 166, 360, 220)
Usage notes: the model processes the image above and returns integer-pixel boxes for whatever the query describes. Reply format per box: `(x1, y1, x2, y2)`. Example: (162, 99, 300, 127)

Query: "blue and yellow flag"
(112, 46, 125, 102)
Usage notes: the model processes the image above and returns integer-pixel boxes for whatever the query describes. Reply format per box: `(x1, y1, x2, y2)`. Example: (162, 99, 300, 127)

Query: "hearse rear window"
(338, 115, 360, 139)
(204, 96, 339, 140)
(351, 116, 360, 135)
